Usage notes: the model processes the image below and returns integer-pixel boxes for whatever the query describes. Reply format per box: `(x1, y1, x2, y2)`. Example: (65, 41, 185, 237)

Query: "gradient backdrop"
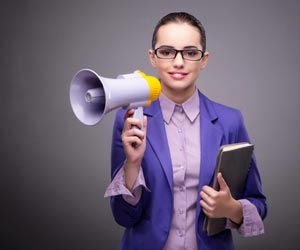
(1, 0, 300, 249)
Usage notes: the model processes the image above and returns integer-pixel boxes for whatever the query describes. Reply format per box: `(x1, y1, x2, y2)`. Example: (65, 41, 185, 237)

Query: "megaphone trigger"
(132, 107, 144, 129)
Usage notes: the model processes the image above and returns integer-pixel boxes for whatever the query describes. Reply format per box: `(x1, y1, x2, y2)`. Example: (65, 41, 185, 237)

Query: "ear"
(200, 51, 209, 70)
(148, 49, 157, 68)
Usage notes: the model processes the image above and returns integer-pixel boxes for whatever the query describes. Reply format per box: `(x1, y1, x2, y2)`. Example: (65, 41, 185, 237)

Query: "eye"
(157, 48, 176, 56)
(184, 49, 200, 57)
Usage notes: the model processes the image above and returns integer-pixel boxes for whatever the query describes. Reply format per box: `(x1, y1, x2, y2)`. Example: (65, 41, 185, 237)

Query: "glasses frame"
(154, 47, 204, 61)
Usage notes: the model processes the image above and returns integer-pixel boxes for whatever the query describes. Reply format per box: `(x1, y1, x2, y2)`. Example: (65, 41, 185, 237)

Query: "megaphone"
(69, 69, 161, 126)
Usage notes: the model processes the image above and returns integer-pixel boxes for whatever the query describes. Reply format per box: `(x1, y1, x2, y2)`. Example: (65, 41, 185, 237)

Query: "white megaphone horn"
(69, 69, 161, 126)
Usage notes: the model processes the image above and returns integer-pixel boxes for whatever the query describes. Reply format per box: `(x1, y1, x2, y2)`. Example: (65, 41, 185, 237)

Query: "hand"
(122, 109, 147, 190)
(200, 173, 243, 224)
(122, 109, 147, 164)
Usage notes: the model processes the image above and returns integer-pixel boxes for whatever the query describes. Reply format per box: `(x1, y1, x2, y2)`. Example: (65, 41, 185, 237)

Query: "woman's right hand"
(122, 109, 147, 190)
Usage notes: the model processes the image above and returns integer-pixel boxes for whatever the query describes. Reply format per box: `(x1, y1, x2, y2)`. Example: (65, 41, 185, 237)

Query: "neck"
(162, 86, 197, 104)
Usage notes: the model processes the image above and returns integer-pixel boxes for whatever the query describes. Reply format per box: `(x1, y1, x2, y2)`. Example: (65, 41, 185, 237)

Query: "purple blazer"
(109, 91, 267, 250)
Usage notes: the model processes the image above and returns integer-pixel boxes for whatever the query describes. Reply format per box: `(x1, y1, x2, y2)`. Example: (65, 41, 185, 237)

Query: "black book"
(203, 142, 254, 236)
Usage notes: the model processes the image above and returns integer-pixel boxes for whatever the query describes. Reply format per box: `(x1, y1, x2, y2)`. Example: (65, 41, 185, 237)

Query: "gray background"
(1, 0, 299, 249)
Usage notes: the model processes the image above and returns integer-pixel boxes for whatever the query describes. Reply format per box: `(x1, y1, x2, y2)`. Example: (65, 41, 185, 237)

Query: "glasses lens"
(156, 48, 176, 59)
(182, 49, 202, 60)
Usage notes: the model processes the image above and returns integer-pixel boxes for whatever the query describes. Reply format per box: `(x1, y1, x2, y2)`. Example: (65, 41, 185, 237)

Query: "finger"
(142, 115, 147, 132)
(200, 190, 216, 206)
(123, 124, 146, 145)
(200, 200, 213, 217)
(217, 172, 228, 191)
(124, 117, 141, 131)
(124, 125, 145, 140)
(126, 136, 143, 147)
(122, 130, 143, 146)
(201, 185, 217, 195)
(199, 199, 209, 211)
(124, 109, 135, 120)
(200, 190, 210, 200)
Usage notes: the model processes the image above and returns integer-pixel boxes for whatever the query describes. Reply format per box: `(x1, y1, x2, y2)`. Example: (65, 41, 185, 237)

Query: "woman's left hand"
(200, 173, 243, 224)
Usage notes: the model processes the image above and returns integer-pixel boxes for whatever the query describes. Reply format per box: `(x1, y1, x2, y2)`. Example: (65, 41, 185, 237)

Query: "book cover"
(203, 142, 254, 236)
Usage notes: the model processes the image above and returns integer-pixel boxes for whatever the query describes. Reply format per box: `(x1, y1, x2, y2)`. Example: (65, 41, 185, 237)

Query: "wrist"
(228, 199, 243, 225)
(124, 160, 141, 191)
(124, 159, 141, 171)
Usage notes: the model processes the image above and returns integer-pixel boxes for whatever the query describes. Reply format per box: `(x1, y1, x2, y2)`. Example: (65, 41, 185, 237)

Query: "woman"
(105, 12, 267, 250)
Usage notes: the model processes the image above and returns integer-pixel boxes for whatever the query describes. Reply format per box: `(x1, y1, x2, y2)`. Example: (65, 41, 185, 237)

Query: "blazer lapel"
(144, 101, 173, 193)
(198, 92, 223, 188)
(196, 92, 224, 223)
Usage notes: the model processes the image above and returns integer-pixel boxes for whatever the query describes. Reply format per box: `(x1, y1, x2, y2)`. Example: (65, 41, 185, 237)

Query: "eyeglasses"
(154, 47, 204, 61)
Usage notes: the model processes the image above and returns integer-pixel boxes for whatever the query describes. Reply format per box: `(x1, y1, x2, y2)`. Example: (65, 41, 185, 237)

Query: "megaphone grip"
(133, 107, 144, 129)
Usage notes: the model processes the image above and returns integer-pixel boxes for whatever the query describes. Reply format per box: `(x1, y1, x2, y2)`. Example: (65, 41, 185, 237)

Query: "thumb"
(217, 172, 228, 191)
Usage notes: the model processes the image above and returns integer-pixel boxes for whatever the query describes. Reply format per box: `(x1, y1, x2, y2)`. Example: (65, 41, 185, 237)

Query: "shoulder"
(199, 91, 243, 122)
(199, 91, 250, 142)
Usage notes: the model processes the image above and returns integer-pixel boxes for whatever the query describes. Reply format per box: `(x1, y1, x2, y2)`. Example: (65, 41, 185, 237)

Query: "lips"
(169, 72, 187, 80)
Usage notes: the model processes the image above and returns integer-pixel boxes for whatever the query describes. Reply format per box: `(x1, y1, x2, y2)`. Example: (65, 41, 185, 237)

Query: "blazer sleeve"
(109, 109, 145, 227)
(224, 108, 268, 220)
(207, 96, 268, 221)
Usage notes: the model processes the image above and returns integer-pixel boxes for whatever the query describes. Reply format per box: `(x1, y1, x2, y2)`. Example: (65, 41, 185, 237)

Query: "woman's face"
(149, 22, 209, 103)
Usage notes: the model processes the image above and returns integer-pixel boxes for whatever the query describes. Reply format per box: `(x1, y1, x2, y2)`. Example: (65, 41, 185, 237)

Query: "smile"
(169, 72, 187, 80)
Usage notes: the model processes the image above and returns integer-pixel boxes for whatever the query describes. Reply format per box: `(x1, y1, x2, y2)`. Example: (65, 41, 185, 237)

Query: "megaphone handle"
(133, 106, 144, 129)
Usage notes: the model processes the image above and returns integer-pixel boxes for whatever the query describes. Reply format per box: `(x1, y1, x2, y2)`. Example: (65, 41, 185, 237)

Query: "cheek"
(153, 61, 169, 71)
(191, 64, 203, 74)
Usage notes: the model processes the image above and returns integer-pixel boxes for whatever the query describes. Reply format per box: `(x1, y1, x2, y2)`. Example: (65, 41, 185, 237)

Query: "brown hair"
(151, 12, 207, 52)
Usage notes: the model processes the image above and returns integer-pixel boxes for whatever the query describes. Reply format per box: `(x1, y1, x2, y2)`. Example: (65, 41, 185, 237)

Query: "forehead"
(156, 22, 201, 48)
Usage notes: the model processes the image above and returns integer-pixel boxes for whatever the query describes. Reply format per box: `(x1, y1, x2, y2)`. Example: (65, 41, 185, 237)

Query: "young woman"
(105, 12, 267, 250)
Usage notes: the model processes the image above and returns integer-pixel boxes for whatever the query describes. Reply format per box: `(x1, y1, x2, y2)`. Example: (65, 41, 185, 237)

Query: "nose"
(173, 51, 184, 67)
